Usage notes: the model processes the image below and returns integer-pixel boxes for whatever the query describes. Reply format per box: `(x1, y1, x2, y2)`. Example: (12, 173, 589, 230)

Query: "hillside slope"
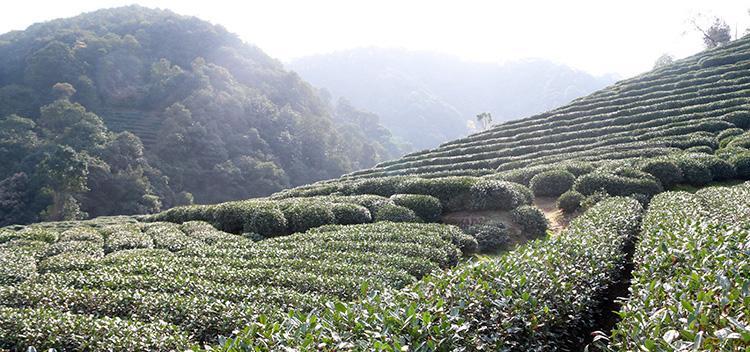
(291, 49, 615, 149)
(304, 37, 750, 181)
(4, 19, 750, 352)
(0, 6, 405, 225)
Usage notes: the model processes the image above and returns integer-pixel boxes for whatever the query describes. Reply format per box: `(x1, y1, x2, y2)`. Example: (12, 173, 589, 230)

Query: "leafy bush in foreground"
(609, 184, 750, 351)
(214, 197, 643, 351)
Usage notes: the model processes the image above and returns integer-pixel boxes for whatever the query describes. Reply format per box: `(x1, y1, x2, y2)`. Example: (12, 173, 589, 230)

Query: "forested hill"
(0, 6, 405, 225)
(290, 49, 616, 149)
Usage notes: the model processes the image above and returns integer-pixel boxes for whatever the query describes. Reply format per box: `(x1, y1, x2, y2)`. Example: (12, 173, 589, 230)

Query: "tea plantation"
(4, 26, 750, 352)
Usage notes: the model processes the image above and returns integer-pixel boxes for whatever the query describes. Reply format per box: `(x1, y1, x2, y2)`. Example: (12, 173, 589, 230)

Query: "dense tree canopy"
(0, 6, 405, 225)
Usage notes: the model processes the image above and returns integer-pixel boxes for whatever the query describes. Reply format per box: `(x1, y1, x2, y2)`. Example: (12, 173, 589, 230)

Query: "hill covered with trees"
(0, 6, 405, 226)
(290, 49, 616, 149)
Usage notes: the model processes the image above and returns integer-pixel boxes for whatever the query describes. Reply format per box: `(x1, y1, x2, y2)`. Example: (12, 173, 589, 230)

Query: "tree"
(476, 112, 493, 130)
(34, 145, 89, 221)
(654, 54, 674, 69)
(690, 16, 732, 49)
(38, 99, 109, 153)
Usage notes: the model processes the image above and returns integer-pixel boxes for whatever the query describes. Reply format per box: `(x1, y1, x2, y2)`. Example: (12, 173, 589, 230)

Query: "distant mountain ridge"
(290, 48, 617, 149)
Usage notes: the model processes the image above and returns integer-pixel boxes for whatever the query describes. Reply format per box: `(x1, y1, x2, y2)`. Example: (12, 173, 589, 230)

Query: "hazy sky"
(1, 0, 748, 77)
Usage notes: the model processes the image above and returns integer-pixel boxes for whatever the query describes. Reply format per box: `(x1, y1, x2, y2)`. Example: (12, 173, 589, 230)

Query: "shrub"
(557, 190, 584, 213)
(729, 151, 750, 179)
(717, 127, 744, 147)
(0, 249, 37, 284)
(511, 205, 548, 239)
(722, 110, 750, 129)
(726, 131, 750, 149)
(638, 158, 683, 188)
(330, 203, 372, 225)
(702, 155, 736, 180)
(675, 157, 713, 186)
(469, 180, 531, 211)
(574, 169, 663, 199)
(351, 177, 406, 196)
(390, 194, 442, 222)
(0, 227, 59, 244)
(103, 227, 153, 253)
(373, 204, 420, 223)
(243, 204, 287, 237)
(529, 169, 576, 197)
(400, 176, 477, 206)
(581, 190, 610, 210)
(684, 145, 713, 154)
(280, 201, 336, 234)
(464, 222, 509, 253)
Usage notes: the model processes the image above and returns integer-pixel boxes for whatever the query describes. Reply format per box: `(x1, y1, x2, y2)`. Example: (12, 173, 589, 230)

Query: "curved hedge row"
(609, 184, 750, 351)
(0, 222, 468, 350)
(212, 197, 643, 351)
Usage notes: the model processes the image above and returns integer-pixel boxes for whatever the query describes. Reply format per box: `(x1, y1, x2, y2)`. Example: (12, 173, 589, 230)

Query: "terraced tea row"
(343, 38, 750, 179)
(0, 221, 467, 350)
(608, 183, 750, 351)
(211, 197, 642, 350)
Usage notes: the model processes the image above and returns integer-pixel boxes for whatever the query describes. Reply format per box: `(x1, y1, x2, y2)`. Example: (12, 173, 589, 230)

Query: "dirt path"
(533, 197, 577, 235)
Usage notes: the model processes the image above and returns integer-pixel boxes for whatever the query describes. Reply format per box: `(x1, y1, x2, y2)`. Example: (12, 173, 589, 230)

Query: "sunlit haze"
(2, 1, 749, 78)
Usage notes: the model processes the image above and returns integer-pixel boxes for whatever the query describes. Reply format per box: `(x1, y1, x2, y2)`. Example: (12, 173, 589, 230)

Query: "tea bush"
(609, 183, 750, 351)
(557, 190, 584, 213)
(464, 221, 509, 252)
(469, 180, 531, 211)
(529, 169, 576, 197)
(373, 203, 420, 223)
(389, 194, 442, 222)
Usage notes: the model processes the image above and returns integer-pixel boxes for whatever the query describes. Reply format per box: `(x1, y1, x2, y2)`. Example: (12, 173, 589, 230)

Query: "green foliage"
(212, 197, 643, 351)
(529, 169, 576, 197)
(511, 205, 549, 238)
(389, 194, 442, 222)
(280, 201, 336, 234)
(609, 184, 750, 351)
(464, 221, 509, 253)
(0, 221, 460, 349)
(637, 158, 683, 188)
(329, 203, 372, 225)
(373, 204, 420, 223)
(574, 168, 663, 199)
(729, 151, 750, 178)
(557, 190, 584, 213)
(469, 179, 531, 211)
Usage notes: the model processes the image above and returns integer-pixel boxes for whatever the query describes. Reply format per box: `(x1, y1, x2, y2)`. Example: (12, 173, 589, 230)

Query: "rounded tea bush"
(469, 180, 531, 211)
(330, 203, 372, 225)
(638, 159, 683, 188)
(243, 205, 287, 237)
(281, 202, 336, 234)
(557, 190, 584, 213)
(676, 157, 713, 186)
(730, 151, 750, 179)
(574, 169, 662, 199)
(390, 194, 442, 222)
(529, 169, 576, 197)
(373, 203, 420, 223)
(465, 222, 510, 253)
(511, 205, 548, 239)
